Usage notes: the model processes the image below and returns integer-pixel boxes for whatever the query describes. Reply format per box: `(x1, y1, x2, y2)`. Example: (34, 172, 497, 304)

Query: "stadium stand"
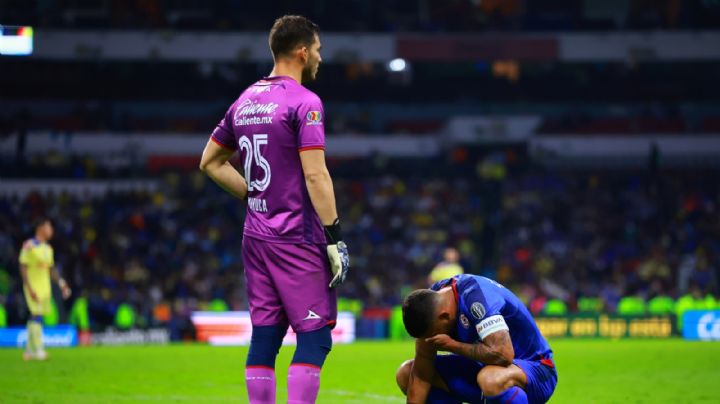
(1, 0, 718, 342)
(1, 165, 718, 335)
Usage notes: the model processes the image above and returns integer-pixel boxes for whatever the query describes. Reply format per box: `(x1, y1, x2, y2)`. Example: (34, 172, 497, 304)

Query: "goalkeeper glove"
(324, 218, 349, 288)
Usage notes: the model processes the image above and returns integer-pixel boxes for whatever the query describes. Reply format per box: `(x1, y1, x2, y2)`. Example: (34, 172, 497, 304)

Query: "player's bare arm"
(300, 148, 349, 287)
(199, 139, 248, 199)
(299, 149, 337, 225)
(405, 338, 437, 404)
(51, 267, 72, 299)
(19, 264, 38, 302)
(426, 329, 514, 367)
(425, 328, 527, 397)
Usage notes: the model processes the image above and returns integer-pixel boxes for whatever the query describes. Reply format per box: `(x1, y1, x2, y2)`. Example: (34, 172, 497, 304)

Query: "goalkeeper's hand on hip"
(324, 219, 350, 288)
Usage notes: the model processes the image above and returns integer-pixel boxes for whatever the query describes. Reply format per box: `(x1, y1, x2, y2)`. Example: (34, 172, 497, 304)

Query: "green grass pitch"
(2, 339, 719, 403)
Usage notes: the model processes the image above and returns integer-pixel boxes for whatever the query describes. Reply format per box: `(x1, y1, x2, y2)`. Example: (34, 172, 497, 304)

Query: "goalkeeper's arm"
(299, 149, 337, 225)
(300, 149, 349, 288)
(200, 138, 248, 200)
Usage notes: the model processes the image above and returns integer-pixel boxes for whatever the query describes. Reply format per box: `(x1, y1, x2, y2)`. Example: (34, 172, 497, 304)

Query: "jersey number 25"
(239, 134, 271, 192)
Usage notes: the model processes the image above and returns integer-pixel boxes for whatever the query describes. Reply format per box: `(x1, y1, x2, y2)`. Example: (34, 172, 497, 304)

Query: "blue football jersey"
(431, 274, 552, 361)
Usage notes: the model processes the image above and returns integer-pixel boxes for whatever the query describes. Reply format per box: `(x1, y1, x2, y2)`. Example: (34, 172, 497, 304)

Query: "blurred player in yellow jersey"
(19, 217, 71, 361)
(428, 247, 464, 285)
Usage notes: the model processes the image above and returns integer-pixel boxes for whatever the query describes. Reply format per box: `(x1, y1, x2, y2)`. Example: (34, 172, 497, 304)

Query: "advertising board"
(191, 311, 356, 346)
(0, 325, 77, 348)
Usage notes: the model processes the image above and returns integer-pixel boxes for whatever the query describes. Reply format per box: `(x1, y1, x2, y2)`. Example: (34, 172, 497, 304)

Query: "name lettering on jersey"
(476, 315, 509, 340)
(248, 197, 268, 213)
(470, 302, 486, 320)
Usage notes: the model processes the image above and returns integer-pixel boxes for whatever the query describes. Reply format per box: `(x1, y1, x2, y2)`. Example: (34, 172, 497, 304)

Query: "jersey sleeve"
(463, 284, 509, 341)
(19, 241, 32, 265)
(296, 96, 325, 152)
(430, 277, 455, 292)
(210, 102, 238, 151)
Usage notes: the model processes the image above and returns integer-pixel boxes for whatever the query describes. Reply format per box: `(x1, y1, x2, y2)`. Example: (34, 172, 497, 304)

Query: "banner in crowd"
(682, 310, 720, 341)
(0, 325, 78, 348)
(191, 311, 356, 346)
(446, 116, 541, 144)
(535, 315, 675, 338)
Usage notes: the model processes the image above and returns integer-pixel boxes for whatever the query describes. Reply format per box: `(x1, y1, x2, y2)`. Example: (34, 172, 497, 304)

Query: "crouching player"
(397, 275, 557, 403)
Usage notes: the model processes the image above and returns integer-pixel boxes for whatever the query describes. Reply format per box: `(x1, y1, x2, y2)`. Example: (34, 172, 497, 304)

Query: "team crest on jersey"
(306, 111, 322, 125)
(460, 314, 470, 328)
(470, 302, 486, 320)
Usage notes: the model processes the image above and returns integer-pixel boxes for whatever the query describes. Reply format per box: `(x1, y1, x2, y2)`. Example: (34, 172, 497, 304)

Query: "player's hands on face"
(425, 334, 456, 352)
(324, 219, 350, 288)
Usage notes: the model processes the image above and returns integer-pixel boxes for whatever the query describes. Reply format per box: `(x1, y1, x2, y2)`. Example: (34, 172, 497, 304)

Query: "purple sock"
(245, 366, 276, 404)
(485, 386, 528, 404)
(287, 364, 321, 404)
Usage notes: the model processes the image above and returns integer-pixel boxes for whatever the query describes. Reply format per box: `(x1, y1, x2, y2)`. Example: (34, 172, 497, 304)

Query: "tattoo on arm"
(452, 331, 513, 366)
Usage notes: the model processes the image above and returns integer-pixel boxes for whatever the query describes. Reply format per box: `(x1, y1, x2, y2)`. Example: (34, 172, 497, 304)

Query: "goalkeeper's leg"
(242, 237, 291, 404)
(246, 325, 286, 404)
(288, 326, 332, 404)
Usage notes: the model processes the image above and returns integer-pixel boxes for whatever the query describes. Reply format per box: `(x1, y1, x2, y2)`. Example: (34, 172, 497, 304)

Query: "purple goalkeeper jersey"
(211, 76, 327, 244)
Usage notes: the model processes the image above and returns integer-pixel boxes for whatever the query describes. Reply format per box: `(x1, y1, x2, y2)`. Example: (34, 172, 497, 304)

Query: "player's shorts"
(23, 288, 51, 316)
(242, 236, 337, 333)
(434, 353, 558, 404)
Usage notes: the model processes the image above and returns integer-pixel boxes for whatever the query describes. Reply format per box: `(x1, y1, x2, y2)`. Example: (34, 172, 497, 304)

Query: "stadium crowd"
(4, 0, 719, 32)
(1, 161, 718, 334)
(3, 58, 719, 136)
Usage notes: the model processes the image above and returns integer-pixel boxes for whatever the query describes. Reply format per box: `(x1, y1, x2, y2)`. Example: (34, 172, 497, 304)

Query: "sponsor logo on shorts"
(303, 310, 321, 321)
(460, 314, 470, 328)
(470, 302, 486, 320)
(306, 111, 322, 126)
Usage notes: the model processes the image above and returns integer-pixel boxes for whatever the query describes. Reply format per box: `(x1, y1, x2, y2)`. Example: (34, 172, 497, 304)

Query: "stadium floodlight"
(388, 58, 407, 72)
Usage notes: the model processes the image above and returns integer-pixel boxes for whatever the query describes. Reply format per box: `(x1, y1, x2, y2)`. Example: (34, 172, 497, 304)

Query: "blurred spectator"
(428, 247, 464, 285)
